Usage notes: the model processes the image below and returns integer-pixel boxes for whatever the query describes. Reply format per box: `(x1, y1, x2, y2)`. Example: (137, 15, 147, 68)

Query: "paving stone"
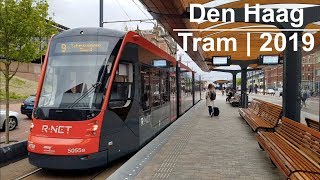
(134, 95, 285, 179)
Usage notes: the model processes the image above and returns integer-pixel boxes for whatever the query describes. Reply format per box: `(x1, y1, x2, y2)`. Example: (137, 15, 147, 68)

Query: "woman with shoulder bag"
(206, 84, 216, 117)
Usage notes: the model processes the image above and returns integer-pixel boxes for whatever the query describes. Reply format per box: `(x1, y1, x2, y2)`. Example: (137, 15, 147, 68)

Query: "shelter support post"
(241, 66, 248, 108)
(251, 71, 254, 92)
(176, 63, 180, 118)
(192, 72, 195, 105)
(232, 73, 237, 90)
(263, 69, 266, 95)
(282, 32, 302, 122)
(199, 76, 202, 100)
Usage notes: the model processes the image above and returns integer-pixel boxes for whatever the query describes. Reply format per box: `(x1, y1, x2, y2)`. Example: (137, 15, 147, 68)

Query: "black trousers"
(208, 106, 213, 115)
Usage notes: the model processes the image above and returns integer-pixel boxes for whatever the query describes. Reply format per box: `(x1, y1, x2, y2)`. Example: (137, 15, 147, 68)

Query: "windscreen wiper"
(67, 58, 108, 109)
(67, 82, 102, 108)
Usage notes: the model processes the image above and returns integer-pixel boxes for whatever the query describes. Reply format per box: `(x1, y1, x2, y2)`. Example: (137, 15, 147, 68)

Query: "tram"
(28, 28, 202, 169)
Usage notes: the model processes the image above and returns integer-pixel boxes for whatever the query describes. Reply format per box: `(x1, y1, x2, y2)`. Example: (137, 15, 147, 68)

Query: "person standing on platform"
(206, 84, 216, 117)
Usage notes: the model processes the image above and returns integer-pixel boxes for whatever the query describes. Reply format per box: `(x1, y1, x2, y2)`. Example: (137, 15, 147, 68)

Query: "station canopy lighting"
(259, 55, 280, 65)
(139, 0, 320, 71)
(212, 56, 231, 66)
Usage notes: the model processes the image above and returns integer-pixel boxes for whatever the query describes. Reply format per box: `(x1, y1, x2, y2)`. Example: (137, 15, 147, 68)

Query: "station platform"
(109, 95, 285, 179)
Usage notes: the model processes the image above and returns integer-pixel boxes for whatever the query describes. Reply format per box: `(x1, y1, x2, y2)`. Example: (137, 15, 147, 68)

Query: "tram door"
(170, 71, 176, 120)
(150, 68, 161, 127)
(140, 65, 152, 143)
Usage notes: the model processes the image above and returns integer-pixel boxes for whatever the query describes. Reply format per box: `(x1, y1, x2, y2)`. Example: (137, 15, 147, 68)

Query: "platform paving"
(109, 95, 285, 180)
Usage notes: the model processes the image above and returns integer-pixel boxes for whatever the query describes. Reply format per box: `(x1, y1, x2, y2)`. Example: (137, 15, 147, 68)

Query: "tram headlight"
(90, 121, 99, 136)
(92, 124, 99, 131)
(30, 123, 34, 131)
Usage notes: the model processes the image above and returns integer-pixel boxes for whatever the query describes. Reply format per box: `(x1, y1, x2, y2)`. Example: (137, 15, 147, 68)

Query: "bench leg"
(270, 158, 276, 167)
(258, 143, 264, 151)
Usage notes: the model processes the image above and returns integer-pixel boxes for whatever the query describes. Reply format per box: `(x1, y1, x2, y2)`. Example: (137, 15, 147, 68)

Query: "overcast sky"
(47, 0, 234, 83)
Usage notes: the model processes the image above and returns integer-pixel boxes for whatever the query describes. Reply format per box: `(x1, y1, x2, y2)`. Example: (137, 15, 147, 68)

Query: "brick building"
(247, 46, 320, 94)
(135, 25, 177, 56)
(264, 65, 283, 89)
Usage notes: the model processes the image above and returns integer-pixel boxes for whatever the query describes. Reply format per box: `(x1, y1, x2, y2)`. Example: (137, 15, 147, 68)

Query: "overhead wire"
(113, 0, 132, 21)
(130, 0, 176, 55)
(131, 0, 154, 24)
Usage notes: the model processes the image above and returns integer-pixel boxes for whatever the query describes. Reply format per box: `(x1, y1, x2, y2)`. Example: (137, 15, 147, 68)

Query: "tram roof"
(139, 0, 320, 71)
(54, 28, 126, 39)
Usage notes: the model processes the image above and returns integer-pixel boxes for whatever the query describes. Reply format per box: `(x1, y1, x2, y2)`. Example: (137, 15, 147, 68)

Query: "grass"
(0, 90, 28, 100)
(0, 73, 38, 101)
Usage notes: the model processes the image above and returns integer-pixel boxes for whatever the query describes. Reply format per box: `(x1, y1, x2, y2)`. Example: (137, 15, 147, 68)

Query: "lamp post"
(100, 0, 103, 27)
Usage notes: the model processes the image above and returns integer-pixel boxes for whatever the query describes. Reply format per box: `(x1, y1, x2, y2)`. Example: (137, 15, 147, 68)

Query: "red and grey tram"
(28, 28, 202, 169)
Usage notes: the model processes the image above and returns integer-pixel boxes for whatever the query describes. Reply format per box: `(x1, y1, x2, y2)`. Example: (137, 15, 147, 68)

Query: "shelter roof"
(139, 0, 320, 71)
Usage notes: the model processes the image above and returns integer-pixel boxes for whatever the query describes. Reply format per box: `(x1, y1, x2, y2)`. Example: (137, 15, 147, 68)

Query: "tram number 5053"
(67, 148, 86, 154)
(260, 32, 314, 52)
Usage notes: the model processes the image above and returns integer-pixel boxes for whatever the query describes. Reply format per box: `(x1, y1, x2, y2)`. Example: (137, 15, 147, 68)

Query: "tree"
(0, 0, 57, 144)
(236, 78, 241, 86)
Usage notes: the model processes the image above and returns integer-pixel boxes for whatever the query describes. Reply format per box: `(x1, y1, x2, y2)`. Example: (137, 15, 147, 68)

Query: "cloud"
(47, 0, 154, 30)
(48, 0, 98, 28)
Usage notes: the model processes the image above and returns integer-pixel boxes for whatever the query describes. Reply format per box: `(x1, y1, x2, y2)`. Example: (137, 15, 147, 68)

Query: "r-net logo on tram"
(41, 125, 72, 134)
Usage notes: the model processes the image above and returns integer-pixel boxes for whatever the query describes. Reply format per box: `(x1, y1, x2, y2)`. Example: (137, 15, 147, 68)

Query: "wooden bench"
(256, 117, 320, 179)
(239, 99, 282, 132)
(290, 172, 320, 180)
(305, 118, 319, 131)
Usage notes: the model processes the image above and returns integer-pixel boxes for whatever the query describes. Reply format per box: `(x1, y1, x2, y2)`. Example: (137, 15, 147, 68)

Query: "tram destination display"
(153, 59, 168, 67)
(55, 41, 109, 53)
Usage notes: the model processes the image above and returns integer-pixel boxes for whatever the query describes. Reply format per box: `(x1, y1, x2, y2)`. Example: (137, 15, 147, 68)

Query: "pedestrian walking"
(301, 89, 308, 108)
(249, 85, 252, 94)
(254, 84, 258, 94)
(206, 84, 216, 117)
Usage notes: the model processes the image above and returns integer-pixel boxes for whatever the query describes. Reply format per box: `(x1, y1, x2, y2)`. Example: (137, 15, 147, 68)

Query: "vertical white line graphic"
(247, 33, 251, 57)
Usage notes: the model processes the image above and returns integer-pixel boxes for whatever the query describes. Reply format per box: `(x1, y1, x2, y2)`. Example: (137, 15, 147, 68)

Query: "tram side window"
(109, 63, 133, 108)
(141, 65, 151, 111)
(150, 68, 161, 107)
(138, 46, 170, 107)
(161, 70, 170, 103)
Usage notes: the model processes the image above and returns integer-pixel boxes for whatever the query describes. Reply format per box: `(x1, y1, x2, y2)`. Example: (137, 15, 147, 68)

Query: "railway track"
(15, 168, 42, 180)
(1, 157, 128, 180)
(14, 167, 105, 180)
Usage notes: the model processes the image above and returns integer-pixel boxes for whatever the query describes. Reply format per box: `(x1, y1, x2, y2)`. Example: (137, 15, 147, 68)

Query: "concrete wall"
(0, 141, 28, 167)
(0, 62, 41, 81)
